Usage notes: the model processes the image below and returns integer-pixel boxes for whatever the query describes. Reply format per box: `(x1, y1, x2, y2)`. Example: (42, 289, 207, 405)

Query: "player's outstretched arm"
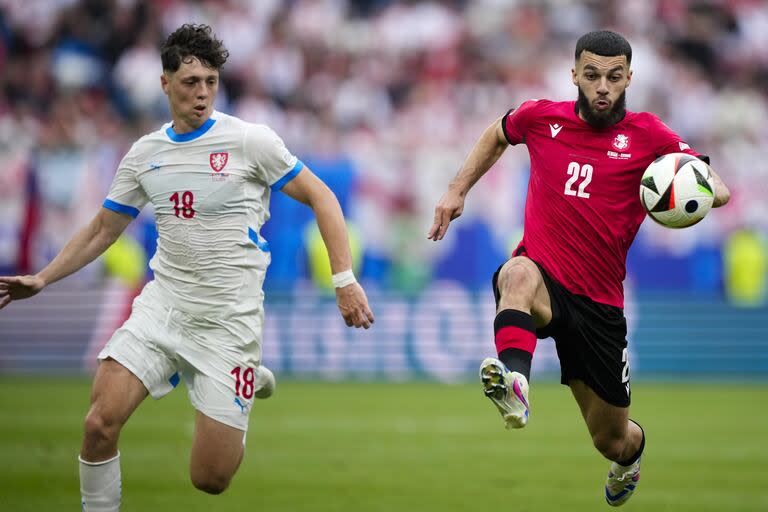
(708, 166, 731, 208)
(0, 208, 133, 310)
(428, 116, 509, 241)
(280, 168, 375, 329)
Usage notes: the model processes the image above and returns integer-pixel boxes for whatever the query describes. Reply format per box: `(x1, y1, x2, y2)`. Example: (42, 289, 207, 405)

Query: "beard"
(577, 88, 627, 129)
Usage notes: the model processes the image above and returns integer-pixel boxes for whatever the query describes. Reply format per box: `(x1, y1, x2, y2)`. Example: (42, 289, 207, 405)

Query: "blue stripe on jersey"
(248, 227, 270, 252)
(165, 117, 216, 142)
(271, 160, 304, 191)
(169, 373, 180, 388)
(103, 199, 140, 218)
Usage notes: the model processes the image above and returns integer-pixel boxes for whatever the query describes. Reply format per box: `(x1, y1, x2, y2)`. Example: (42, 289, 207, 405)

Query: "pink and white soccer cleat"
(479, 357, 529, 429)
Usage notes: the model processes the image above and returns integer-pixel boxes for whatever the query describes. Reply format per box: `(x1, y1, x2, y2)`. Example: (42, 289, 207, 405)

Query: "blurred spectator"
(724, 228, 767, 307)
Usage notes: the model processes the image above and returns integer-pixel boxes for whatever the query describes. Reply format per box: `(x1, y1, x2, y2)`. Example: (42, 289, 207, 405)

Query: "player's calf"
(603, 420, 645, 507)
(592, 434, 628, 462)
(591, 419, 645, 465)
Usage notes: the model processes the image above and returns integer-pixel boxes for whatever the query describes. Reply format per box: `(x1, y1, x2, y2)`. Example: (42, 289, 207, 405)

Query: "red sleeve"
(502, 100, 539, 146)
(648, 113, 710, 164)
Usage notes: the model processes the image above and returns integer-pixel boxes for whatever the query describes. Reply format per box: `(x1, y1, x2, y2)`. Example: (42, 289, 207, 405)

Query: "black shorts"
(492, 252, 631, 408)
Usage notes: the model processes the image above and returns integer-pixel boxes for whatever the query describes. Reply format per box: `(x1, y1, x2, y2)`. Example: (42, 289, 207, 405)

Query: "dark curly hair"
(575, 30, 632, 65)
(160, 24, 229, 72)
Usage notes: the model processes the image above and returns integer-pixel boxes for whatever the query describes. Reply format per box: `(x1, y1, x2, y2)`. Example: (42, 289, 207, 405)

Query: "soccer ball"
(639, 153, 715, 228)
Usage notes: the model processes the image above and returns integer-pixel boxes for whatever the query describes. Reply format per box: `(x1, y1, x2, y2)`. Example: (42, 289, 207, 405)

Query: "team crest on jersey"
(612, 134, 630, 151)
(210, 152, 229, 172)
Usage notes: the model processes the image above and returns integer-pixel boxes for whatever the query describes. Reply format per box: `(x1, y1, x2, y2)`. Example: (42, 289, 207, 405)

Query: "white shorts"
(98, 281, 264, 431)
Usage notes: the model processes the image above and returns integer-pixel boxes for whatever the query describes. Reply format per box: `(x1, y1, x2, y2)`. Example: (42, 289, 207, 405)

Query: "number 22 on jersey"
(564, 161, 592, 199)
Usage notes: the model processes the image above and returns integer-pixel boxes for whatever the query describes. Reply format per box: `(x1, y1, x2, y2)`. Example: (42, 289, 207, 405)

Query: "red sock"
(494, 309, 536, 380)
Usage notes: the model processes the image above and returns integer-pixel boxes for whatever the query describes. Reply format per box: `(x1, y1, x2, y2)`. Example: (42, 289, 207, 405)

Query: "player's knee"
(83, 409, 120, 446)
(498, 259, 539, 299)
(592, 433, 625, 461)
(191, 469, 232, 495)
(192, 478, 229, 495)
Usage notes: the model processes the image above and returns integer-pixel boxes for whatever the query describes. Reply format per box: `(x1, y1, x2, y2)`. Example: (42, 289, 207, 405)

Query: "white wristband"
(332, 269, 357, 288)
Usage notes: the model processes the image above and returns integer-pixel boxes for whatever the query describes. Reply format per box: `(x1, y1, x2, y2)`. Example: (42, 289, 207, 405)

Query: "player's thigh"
(98, 284, 185, 399)
(190, 409, 245, 484)
(88, 285, 178, 422)
(569, 379, 629, 442)
(495, 256, 552, 327)
(88, 358, 149, 424)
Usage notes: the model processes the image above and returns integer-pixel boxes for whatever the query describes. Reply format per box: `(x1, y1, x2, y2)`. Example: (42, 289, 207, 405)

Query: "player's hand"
(707, 164, 731, 208)
(336, 282, 374, 329)
(428, 189, 465, 241)
(0, 275, 46, 310)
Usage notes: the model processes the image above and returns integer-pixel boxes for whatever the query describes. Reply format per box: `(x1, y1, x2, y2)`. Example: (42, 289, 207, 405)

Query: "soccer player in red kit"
(428, 30, 730, 506)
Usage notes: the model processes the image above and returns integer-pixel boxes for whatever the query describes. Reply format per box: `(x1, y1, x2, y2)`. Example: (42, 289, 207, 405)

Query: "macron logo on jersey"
(549, 123, 563, 138)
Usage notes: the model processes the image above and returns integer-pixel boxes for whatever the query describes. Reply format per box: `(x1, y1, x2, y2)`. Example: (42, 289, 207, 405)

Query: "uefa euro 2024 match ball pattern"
(639, 152, 715, 228)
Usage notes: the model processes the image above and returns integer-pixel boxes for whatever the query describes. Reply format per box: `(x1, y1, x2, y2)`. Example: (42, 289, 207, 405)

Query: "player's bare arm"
(0, 208, 133, 309)
(428, 116, 508, 241)
(708, 166, 730, 207)
(280, 167, 375, 329)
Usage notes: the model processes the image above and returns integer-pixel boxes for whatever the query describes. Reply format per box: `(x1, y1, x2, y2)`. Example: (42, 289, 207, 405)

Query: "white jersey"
(104, 111, 303, 317)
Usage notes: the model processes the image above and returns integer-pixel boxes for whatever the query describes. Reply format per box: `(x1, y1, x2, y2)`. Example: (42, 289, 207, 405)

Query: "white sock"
(79, 451, 122, 512)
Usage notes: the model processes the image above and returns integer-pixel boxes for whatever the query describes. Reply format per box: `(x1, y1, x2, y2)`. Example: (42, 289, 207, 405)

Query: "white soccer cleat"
(254, 366, 275, 399)
(479, 357, 529, 429)
(604, 458, 641, 507)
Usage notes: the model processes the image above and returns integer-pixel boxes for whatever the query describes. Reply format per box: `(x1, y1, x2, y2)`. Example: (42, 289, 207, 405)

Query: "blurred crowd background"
(1, 0, 766, 304)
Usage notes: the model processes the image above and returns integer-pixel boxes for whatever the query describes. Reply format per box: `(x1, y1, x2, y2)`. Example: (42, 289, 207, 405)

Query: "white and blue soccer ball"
(639, 152, 715, 228)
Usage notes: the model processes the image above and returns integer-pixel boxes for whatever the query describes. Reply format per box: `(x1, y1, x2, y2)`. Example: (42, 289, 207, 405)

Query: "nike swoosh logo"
(149, 163, 162, 171)
(549, 123, 563, 138)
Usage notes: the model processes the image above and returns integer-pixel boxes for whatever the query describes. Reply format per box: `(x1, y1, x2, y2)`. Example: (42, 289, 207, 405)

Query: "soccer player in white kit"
(0, 24, 375, 510)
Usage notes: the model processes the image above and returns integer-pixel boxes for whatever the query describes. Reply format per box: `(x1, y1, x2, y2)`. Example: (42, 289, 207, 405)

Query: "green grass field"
(1, 378, 766, 511)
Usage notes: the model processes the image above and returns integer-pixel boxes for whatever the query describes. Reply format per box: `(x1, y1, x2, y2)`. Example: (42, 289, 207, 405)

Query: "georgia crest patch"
(612, 134, 630, 151)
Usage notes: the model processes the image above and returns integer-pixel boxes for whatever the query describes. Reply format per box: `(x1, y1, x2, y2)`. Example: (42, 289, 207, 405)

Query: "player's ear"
(625, 69, 633, 88)
(160, 72, 169, 95)
(571, 67, 578, 86)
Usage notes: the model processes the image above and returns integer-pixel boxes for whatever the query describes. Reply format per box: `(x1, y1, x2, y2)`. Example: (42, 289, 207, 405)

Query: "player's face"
(572, 51, 632, 128)
(161, 57, 219, 132)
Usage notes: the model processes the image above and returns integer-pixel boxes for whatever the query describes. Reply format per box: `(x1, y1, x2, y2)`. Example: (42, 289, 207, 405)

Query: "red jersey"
(503, 99, 705, 308)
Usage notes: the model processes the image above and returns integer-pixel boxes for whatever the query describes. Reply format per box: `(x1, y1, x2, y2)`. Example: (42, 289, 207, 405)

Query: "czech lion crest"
(209, 152, 229, 172)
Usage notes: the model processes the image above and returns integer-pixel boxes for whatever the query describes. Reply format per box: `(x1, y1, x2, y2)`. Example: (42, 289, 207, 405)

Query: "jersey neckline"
(165, 116, 216, 142)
